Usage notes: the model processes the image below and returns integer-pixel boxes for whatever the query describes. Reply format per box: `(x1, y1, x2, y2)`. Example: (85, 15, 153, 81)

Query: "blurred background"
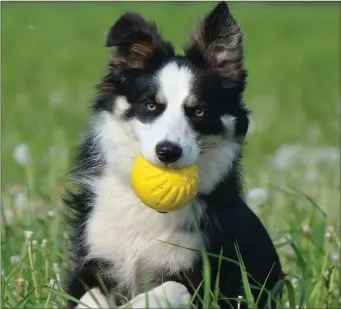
(2, 2, 340, 308)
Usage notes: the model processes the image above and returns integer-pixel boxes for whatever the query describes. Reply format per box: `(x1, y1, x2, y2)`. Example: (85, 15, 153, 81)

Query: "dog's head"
(94, 2, 249, 189)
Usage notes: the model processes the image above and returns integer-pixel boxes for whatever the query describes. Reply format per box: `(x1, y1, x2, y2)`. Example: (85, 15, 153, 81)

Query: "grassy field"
(1, 2, 340, 308)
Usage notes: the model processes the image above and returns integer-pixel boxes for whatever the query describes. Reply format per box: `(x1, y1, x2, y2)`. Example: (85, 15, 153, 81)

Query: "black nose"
(156, 141, 182, 164)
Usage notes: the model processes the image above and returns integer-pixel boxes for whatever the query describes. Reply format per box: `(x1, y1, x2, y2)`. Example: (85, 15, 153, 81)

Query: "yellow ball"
(131, 154, 199, 212)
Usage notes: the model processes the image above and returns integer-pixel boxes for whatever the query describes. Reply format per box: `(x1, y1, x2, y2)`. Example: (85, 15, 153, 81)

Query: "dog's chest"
(85, 174, 205, 294)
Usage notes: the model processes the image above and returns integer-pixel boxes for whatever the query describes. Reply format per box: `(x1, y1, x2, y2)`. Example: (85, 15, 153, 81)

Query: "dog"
(63, 2, 283, 308)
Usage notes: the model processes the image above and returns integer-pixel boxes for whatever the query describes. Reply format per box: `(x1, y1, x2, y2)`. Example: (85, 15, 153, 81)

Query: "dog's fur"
(64, 2, 283, 308)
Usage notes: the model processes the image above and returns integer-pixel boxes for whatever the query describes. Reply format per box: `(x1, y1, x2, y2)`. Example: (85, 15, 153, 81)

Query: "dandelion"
(48, 279, 56, 288)
(247, 188, 269, 206)
(330, 252, 339, 263)
(325, 225, 335, 241)
(47, 210, 55, 218)
(31, 240, 38, 250)
(10, 255, 20, 265)
(13, 143, 31, 166)
(301, 222, 311, 235)
(326, 225, 335, 234)
(323, 270, 330, 279)
(290, 277, 298, 289)
(41, 239, 48, 249)
(53, 263, 61, 285)
(237, 295, 243, 309)
(28, 24, 35, 30)
(24, 230, 33, 239)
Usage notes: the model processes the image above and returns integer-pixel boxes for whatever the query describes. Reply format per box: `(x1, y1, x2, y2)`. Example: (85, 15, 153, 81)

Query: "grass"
(1, 1, 340, 308)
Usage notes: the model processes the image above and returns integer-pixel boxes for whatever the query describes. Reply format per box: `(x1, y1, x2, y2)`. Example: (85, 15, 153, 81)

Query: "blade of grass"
(234, 243, 255, 308)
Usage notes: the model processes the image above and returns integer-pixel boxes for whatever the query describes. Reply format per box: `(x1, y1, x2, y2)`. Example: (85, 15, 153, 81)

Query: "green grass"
(1, 2, 340, 308)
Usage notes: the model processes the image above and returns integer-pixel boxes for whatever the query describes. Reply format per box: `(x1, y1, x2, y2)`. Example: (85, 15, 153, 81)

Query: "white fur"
(77, 282, 191, 308)
(82, 61, 241, 302)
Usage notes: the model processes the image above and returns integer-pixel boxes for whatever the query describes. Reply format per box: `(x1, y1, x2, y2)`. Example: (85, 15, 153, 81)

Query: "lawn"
(1, 2, 340, 308)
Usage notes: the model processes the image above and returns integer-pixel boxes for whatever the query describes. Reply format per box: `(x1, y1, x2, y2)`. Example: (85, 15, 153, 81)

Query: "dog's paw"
(157, 281, 191, 308)
(76, 288, 109, 309)
(128, 281, 191, 308)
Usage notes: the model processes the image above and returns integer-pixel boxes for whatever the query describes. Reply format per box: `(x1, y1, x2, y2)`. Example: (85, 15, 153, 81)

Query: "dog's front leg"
(77, 281, 191, 309)
(123, 281, 191, 309)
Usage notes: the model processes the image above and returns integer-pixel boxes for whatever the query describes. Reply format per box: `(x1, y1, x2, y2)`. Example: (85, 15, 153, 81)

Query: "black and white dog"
(64, 2, 283, 308)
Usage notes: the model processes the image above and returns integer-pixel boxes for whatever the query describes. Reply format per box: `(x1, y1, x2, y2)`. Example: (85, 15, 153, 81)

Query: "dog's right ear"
(106, 13, 174, 70)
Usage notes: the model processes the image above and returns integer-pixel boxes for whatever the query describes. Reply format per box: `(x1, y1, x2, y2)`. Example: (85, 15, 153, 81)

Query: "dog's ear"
(184, 2, 247, 87)
(106, 13, 174, 70)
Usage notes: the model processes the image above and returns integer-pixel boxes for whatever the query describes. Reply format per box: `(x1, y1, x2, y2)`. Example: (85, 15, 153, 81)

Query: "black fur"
(63, 2, 283, 309)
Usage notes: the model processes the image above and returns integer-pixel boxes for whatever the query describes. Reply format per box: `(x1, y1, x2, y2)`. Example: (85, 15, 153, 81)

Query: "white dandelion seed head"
(323, 270, 329, 279)
(290, 277, 298, 289)
(53, 263, 61, 273)
(48, 279, 56, 288)
(31, 240, 38, 249)
(24, 230, 33, 239)
(28, 24, 35, 30)
(326, 225, 335, 234)
(41, 239, 48, 249)
(247, 188, 269, 206)
(301, 223, 311, 235)
(325, 232, 332, 240)
(47, 210, 55, 218)
(330, 252, 339, 263)
(10, 255, 20, 265)
(13, 143, 32, 166)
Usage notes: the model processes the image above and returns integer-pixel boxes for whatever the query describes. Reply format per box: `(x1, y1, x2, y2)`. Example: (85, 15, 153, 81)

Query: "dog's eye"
(145, 102, 157, 111)
(195, 107, 205, 117)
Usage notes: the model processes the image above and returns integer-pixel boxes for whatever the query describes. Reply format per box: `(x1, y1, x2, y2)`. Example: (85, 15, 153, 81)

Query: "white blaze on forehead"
(131, 61, 200, 168)
(157, 62, 193, 107)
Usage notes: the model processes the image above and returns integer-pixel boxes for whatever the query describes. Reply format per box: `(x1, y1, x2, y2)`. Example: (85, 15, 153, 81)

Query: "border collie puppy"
(64, 2, 283, 308)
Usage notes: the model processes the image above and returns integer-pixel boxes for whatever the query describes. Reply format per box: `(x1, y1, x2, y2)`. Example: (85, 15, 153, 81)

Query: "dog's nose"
(156, 141, 182, 164)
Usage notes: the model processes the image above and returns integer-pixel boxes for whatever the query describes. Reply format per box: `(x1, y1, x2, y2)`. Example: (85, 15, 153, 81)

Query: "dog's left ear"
(106, 13, 174, 70)
(184, 2, 247, 88)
